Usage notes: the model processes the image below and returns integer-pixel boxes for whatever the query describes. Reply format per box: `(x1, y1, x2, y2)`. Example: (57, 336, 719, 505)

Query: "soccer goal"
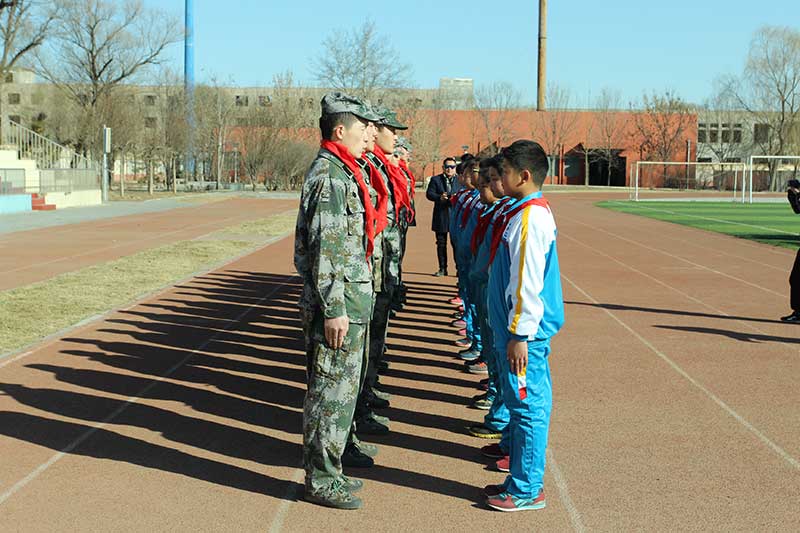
(632, 161, 748, 202)
(747, 155, 800, 203)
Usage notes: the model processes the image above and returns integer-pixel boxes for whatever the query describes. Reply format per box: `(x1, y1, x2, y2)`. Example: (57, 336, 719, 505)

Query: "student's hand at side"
(507, 339, 528, 375)
(324, 316, 349, 349)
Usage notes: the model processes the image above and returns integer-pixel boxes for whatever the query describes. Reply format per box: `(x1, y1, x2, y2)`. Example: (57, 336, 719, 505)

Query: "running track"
(0, 192, 797, 531)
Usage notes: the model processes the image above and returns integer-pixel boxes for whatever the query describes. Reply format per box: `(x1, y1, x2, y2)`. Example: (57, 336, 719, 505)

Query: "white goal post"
(633, 161, 748, 202)
(747, 155, 800, 204)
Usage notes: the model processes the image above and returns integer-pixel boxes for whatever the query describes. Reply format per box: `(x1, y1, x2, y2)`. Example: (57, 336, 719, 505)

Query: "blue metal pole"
(184, 0, 195, 178)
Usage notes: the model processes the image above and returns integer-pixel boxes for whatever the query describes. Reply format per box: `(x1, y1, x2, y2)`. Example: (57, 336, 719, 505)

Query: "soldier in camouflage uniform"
(294, 92, 382, 510)
(394, 136, 416, 309)
(356, 107, 409, 430)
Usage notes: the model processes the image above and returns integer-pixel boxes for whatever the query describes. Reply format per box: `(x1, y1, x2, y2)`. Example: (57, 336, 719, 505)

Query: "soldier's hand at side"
(507, 339, 528, 375)
(324, 316, 350, 350)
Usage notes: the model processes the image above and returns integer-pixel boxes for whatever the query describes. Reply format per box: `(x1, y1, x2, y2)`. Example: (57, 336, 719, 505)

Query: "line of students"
(444, 141, 565, 512)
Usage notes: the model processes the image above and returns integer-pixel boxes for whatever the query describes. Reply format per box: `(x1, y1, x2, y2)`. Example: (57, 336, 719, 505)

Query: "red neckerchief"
(489, 197, 551, 263)
(398, 160, 416, 201)
(450, 188, 469, 207)
(459, 192, 480, 229)
(470, 197, 511, 255)
(320, 140, 376, 259)
(362, 156, 389, 236)
(370, 146, 412, 223)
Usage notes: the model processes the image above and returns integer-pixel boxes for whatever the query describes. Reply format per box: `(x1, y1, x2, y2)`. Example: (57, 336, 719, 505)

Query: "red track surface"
(0, 198, 296, 291)
(0, 192, 798, 531)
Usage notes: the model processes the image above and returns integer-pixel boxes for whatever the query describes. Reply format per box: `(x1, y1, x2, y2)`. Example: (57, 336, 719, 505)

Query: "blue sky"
(145, 0, 796, 106)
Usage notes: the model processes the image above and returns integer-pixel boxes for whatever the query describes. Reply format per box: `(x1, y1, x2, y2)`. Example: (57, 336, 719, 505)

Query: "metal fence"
(1, 120, 99, 195)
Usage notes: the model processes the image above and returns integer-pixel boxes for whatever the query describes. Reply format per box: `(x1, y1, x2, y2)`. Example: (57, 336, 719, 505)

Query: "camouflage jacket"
(294, 148, 374, 323)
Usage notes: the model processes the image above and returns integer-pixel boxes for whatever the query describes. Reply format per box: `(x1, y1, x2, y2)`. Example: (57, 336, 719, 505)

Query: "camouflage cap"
(373, 105, 409, 130)
(320, 91, 382, 122)
(396, 136, 412, 152)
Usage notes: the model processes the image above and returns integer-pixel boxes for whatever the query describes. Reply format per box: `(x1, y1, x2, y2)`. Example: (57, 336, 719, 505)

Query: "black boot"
(342, 442, 374, 468)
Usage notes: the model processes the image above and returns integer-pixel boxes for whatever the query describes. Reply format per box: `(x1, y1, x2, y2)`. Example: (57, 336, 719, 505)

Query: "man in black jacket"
(782, 179, 800, 322)
(426, 157, 460, 276)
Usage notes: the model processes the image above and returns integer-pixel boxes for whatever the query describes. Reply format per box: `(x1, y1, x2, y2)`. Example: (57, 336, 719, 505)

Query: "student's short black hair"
(499, 140, 549, 187)
(442, 157, 457, 166)
(457, 154, 475, 174)
(480, 155, 502, 176)
(319, 112, 360, 140)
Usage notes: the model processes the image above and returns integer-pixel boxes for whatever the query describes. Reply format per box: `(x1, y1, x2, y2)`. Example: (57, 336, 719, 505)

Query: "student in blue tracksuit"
(449, 157, 477, 349)
(467, 156, 513, 442)
(483, 140, 564, 513)
(455, 162, 483, 361)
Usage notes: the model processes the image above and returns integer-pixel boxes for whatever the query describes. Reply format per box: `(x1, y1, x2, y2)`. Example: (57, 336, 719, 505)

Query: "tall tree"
(315, 19, 411, 101)
(0, 0, 57, 137)
(34, 0, 180, 157)
(730, 26, 800, 190)
(473, 81, 523, 148)
(532, 83, 578, 183)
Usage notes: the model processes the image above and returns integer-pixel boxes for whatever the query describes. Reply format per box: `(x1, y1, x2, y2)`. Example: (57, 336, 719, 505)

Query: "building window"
(8, 93, 20, 105)
(754, 123, 769, 143)
(733, 124, 742, 144)
(8, 114, 21, 125)
(723, 157, 742, 163)
(258, 95, 271, 107)
(721, 123, 731, 143)
(144, 95, 157, 106)
(697, 157, 713, 163)
(4, 72, 13, 83)
(235, 95, 249, 107)
(708, 124, 719, 143)
(697, 123, 707, 143)
(145, 117, 157, 128)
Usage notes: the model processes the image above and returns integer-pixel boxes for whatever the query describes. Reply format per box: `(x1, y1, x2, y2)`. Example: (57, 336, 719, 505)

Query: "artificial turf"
(597, 200, 800, 249)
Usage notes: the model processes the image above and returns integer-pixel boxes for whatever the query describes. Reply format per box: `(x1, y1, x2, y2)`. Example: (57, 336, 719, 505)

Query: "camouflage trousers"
(382, 225, 402, 292)
(302, 314, 369, 492)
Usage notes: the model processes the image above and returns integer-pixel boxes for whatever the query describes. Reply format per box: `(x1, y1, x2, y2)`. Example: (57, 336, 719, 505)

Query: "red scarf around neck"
(470, 197, 511, 255)
(371, 146, 413, 223)
(363, 156, 389, 236)
(488, 197, 551, 263)
(320, 140, 376, 260)
(398, 159, 416, 201)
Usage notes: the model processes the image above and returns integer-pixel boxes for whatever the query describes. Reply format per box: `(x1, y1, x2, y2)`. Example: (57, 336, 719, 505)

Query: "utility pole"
(537, 0, 547, 111)
(184, 0, 195, 185)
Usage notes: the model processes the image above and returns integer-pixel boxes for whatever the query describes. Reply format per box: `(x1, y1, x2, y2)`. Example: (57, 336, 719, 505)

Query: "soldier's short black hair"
(499, 140, 549, 187)
(319, 112, 360, 140)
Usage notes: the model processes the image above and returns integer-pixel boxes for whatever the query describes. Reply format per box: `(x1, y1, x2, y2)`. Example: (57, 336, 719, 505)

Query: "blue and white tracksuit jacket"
(487, 190, 564, 499)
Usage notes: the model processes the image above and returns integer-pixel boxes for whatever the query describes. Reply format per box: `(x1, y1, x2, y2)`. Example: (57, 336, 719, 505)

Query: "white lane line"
(559, 232, 800, 354)
(547, 448, 586, 533)
(566, 216, 785, 298)
(561, 273, 800, 471)
(268, 469, 304, 533)
(0, 274, 296, 506)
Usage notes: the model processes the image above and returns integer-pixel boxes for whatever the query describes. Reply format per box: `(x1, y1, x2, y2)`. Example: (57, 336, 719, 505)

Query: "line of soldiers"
(293, 91, 417, 510)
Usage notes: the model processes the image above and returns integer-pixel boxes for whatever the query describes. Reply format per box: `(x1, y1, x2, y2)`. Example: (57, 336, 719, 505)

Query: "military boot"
(357, 415, 389, 436)
(342, 442, 374, 468)
(304, 479, 362, 510)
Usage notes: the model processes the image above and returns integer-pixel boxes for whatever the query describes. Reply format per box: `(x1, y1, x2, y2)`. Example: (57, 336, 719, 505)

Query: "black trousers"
(435, 231, 449, 272)
(791, 248, 800, 311)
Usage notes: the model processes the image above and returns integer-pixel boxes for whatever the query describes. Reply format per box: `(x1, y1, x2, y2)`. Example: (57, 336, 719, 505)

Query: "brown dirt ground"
(0, 192, 797, 532)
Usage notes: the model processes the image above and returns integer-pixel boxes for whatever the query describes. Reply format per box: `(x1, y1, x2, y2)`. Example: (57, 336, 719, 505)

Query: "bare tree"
(473, 81, 523, 148)
(532, 83, 578, 183)
(194, 76, 236, 187)
(315, 19, 411, 101)
(35, 0, 180, 157)
(631, 89, 694, 187)
(0, 0, 57, 137)
(400, 90, 452, 179)
(593, 87, 625, 186)
(730, 26, 800, 190)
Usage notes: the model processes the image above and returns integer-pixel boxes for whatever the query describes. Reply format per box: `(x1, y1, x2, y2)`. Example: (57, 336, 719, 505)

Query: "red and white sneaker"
(449, 297, 463, 305)
(455, 338, 472, 348)
(451, 319, 466, 328)
(457, 328, 466, 336)
(494, 455, 510, 472)
(486, 489, 546, 512)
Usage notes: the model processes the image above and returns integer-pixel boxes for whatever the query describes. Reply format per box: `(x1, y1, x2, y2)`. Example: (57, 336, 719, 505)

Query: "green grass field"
(597, 200, 800, 249)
